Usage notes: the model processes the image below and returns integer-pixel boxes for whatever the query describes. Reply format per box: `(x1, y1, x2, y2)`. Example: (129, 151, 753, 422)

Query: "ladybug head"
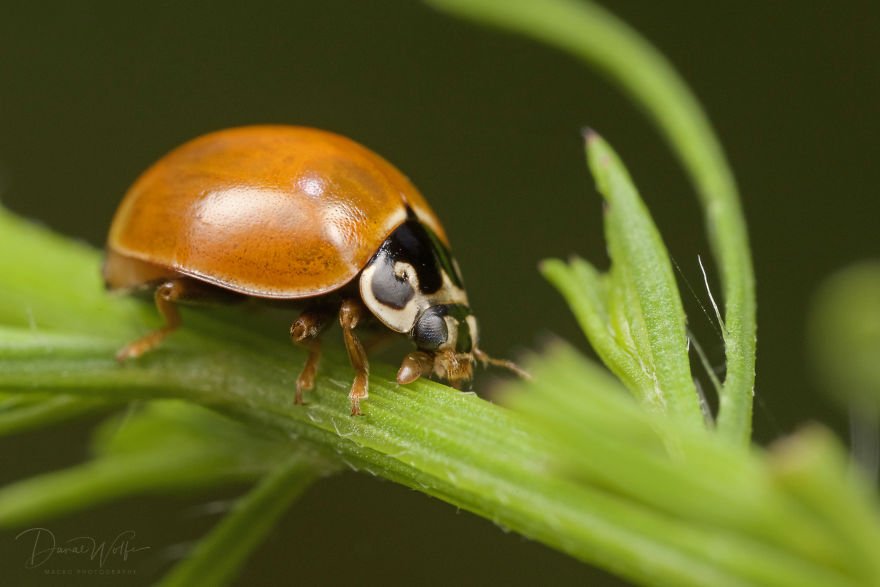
(408, 303, 478, 389)
(359, 216, 482, 388)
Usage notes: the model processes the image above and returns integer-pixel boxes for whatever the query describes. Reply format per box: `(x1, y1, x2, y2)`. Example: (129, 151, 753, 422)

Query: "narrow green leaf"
(588, 132, 700, 424)
(0, 449, 251, 528)
(0, 402, 306, 528)
(428, 0, 756, 443)
(0, 392, 111, 436)
(540, 257, 652, 399)
(158, 458, 318, 587)
(504, 345, 875, 587)
(506, 348, 841, 564)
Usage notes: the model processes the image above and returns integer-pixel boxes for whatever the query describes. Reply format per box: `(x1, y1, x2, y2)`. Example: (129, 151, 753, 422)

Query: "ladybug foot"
(114, 328, 170, 363)
(348, 373, 368, 416)
(115, 342, 142, 363)
(289, 307, 330, 407)
(294, 354, 318, 404)
(294, 374, 313, 405)
(114, 280, 184, 364)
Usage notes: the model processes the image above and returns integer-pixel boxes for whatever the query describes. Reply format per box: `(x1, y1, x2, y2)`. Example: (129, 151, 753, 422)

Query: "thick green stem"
(0, 329, 859, 587)
(0, 209, 875, 586)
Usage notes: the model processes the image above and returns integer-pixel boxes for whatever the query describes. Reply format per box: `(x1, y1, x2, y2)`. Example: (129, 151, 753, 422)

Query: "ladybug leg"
(115, 279, 190, 361)
(396, 351, 434, 385)
(290, 306, 334, 405)
(339, 299, 369, 416)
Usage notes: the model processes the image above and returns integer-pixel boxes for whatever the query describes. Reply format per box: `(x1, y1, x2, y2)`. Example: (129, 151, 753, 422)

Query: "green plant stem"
(428, 0, 756, 444)
(158, 458, 318, 587)
(0, 328, 862, 587)
(0, 209, 872, 586)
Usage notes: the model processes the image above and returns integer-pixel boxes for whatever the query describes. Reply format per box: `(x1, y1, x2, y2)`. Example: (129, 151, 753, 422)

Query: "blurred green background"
(1, 1, 877, 585)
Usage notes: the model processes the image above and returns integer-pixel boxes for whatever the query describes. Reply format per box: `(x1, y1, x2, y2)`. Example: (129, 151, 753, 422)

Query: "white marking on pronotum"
(358, 260, 420, 333)
(360, 256, 470, 336)
(698, 255, 725, 331)
(393, 261, 412, 280)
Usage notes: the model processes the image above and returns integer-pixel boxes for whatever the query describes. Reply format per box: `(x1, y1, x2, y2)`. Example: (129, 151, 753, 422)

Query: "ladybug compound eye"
(413, 306, 449, 350)
(411, 303, 476, 354)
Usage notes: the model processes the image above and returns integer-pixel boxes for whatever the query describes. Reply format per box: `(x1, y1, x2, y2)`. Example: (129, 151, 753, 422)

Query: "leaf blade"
(585, 131, 702, 425)
(428, 0, 756, 443)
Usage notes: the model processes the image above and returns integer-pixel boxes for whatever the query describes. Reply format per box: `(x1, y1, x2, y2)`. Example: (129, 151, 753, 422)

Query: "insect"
(104, 125, 523, 415)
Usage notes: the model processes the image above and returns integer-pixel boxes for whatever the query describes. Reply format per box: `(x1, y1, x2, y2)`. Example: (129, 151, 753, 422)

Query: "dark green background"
(1, 1, 877, 585)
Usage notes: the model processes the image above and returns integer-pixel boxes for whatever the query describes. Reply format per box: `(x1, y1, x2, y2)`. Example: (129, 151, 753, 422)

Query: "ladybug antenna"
(474, 348, 531, 380)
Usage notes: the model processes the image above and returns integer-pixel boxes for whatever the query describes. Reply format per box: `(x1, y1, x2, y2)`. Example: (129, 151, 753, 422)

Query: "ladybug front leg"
(396, 351, 434, 385)
(339, 299, 370, 416)
(290, 305, 334, 404)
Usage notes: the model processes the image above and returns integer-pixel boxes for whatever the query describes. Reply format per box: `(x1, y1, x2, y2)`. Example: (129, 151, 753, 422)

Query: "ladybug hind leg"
(116, 279, 191, 362)
(290, 305, 334, 404)
(339, 299, 370, 416)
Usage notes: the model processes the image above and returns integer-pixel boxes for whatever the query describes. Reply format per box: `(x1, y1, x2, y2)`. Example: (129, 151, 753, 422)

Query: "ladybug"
(104, 125, 522, 415)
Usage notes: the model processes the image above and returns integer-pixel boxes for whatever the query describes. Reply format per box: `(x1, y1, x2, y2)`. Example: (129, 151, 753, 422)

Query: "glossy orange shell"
(105, 125, 447, 299)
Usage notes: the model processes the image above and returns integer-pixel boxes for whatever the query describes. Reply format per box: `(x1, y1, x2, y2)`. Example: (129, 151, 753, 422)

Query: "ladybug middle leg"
(290, 305, 334, 404)
(339, 298, 370, 416)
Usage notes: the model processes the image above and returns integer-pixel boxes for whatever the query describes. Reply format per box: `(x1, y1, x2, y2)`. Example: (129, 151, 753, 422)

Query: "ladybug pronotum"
(104, 125, 521, 415)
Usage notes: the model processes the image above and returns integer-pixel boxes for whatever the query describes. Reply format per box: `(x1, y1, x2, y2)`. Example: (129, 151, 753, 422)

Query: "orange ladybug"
(104, 125, 521, 415)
